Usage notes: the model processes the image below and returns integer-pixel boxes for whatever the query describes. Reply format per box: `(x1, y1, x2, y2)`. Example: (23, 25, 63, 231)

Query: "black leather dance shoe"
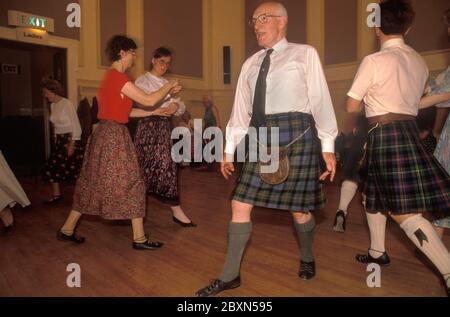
(195, 276, 241, 297)
(298, 261, 316, 280)
(44, 195, 64, 205)
(132, 240, 164, 250)
(0, 224, 15, 236)
(356, 249, 391, 266)
(173, 216, 197, 228)
(57, 230, 85, 244)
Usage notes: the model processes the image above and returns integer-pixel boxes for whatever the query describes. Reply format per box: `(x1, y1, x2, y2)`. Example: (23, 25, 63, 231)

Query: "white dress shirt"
(50, 98, 81, 141)
(348, 38, 429, 118)
(225, 38, 338, 155)
(131, 72, 186, 117)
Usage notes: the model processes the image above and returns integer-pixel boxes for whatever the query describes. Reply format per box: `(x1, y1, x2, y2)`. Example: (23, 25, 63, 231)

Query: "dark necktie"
(250, 48, 274, 128)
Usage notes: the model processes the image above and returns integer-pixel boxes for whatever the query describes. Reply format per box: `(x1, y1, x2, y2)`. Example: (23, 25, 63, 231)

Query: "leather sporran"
(258, 146, 290, 185)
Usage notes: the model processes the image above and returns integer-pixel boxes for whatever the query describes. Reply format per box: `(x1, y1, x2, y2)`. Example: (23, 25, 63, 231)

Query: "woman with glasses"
(58, 36, 182, 250)
(131, 47, 196, 227)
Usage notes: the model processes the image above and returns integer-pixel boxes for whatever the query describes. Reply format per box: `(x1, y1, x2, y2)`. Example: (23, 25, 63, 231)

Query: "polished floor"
(0, 166, 449, 297)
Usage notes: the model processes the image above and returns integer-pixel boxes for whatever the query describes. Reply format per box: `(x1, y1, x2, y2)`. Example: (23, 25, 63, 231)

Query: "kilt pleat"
(364, 120, 450, 217)
(232, 112, 325, 212)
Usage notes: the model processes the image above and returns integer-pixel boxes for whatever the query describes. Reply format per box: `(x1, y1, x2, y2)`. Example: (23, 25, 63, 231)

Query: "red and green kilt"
(232, 112, 326, 212)
(364, 120, 450, 217)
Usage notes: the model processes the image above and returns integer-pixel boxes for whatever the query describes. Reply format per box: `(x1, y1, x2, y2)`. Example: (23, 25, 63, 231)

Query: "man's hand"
(319, 152, 336, 182)
(221, 154, 235, 180)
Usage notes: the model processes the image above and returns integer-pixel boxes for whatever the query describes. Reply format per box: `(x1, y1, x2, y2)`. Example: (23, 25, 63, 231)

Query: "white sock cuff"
(400, 214, 424, 236)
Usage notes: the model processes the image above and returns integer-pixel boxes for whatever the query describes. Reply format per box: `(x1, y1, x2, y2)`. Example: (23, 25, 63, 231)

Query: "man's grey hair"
(259, 1, 288, 18)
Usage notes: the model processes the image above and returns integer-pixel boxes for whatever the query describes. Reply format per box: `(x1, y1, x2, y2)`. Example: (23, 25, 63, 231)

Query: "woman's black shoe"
(57, 230, 85, 244)
(195, 276, 241, 297)
(132, 240, 164, 250)
(173, 216, 197, 228)
(44, 196, 64, 205)
(0, 224, 15, 236)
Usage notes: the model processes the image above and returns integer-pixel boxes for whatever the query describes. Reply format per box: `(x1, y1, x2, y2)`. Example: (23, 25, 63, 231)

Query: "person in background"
(42, 78, 83, 204)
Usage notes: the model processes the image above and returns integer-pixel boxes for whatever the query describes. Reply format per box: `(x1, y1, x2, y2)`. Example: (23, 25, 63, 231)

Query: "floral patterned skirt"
(42, 133, 84, 183)
(72, 121, 146, 220)
(134, 116, 180, 206)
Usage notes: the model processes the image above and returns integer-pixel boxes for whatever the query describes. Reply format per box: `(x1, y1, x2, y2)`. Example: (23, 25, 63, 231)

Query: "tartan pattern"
(232, 112, 326, 211)
(364, 120, 450, 216)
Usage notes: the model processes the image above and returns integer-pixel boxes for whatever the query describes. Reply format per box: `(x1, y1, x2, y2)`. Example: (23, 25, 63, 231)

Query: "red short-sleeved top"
(97, 69, 133, 124)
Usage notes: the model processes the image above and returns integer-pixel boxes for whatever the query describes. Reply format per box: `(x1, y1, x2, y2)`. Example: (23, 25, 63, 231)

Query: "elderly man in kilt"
(347, 0, 450, 296)
(196, 1, 338, 297)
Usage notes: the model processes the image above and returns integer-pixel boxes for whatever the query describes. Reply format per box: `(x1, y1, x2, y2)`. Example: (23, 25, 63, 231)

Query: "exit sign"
(8, 10, 54, 33)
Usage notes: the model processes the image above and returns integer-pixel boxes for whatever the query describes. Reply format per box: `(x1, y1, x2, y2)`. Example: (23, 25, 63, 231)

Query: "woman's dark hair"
(149, 47, 172, 70)
(380, 0, 415, 35)
(42, 77, 64, 96)
(105, 35, 137, 62)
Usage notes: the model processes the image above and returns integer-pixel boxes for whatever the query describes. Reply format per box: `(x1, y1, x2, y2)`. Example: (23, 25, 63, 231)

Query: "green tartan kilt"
(232, 112, 326, 212)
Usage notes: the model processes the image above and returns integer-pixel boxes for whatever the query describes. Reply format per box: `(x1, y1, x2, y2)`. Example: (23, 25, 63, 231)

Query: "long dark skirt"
(233, 112, 325, 212)
(42, 133, 84, 183)
(134, 116, 180, 206)
(364, 120, 450, 217)
(72, 120, 146, 220)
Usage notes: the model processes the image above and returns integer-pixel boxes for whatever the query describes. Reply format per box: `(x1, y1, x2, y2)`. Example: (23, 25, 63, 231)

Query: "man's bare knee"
(231, 200, 253, 223)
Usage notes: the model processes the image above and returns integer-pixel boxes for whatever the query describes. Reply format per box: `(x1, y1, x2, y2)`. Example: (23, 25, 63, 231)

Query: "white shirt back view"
(348, 38, 429, 118)
(49, 98, 82, 140)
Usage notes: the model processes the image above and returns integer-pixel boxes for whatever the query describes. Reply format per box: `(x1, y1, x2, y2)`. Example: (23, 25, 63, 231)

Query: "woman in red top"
(57, 35, 181, 250)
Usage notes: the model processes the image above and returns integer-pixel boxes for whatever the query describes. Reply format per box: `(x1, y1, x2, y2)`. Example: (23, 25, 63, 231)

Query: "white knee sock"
(400, 214, 450, 285)
(366, 212, 387, 258)
(338, 181, 358, 215)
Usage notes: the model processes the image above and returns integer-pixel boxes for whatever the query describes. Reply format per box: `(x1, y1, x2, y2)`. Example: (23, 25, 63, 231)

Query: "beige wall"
(408, 0, 450, 53)
(143, 0, 203, 78)
(0, 0, 80, 40)
(100, 0, 127, 67)
(325, 0, 357, 65)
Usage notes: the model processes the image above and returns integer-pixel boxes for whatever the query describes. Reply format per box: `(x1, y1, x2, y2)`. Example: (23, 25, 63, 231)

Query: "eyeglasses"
(248, 13, 283, 26)
(156, 59, 172, 67)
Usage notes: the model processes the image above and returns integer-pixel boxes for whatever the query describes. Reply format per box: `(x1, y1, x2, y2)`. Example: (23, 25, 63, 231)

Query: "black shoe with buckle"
(195, 276, 241, 297)
(57, 230, 85, 244)
(333, 210, 346, 233)
(173, 216, 197, 228)
(132, 239, 164, 250)
(356, 249, 390, 266)
(299, 261, 316, 280)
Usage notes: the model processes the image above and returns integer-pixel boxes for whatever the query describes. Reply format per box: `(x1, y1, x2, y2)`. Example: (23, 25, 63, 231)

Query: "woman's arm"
(121, 79, 182, 109)
(419, 92, 450, 109)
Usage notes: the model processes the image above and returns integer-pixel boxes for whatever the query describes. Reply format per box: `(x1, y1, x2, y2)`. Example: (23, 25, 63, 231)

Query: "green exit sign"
(8, 10, 54, 33)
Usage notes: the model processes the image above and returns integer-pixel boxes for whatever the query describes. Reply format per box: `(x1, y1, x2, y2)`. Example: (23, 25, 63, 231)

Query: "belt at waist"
(368, 113, 416, 126)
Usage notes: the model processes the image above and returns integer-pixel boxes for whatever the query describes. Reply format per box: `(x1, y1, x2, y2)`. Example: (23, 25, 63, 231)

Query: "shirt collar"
(258, 38, 288, 57)
(381, 38, 405, 50)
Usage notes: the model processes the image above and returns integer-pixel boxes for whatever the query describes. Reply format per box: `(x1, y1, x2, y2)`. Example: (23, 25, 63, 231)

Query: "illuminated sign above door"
(8, 10, 54, 33)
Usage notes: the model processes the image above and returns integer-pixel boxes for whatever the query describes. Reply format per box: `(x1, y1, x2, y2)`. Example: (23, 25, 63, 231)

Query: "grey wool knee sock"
(219, 222, 252, 283)
(294, 216, 316, 263)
